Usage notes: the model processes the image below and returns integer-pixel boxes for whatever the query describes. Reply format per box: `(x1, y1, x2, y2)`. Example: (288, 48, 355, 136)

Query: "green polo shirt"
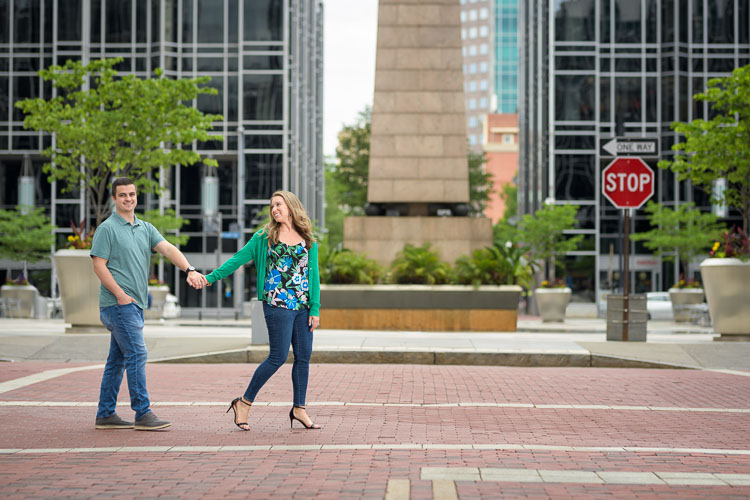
(90, 212, 165, 310)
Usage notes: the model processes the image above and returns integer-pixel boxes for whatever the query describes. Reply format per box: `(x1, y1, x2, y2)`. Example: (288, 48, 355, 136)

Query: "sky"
(323, 0, 379, 159)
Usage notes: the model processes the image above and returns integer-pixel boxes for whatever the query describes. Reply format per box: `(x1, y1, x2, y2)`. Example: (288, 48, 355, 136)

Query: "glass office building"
(0, 0, 324, 314)
(493, 0, 518, 113)
(519, 0, 749, 302)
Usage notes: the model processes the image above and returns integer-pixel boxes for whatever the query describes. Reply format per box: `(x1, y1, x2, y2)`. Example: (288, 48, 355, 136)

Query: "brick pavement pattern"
(1, 363, 750, 499)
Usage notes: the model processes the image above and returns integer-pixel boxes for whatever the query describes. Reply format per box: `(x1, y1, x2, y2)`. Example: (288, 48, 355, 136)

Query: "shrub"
(389, 243, 453, 285)
(320, 248, 382, 285)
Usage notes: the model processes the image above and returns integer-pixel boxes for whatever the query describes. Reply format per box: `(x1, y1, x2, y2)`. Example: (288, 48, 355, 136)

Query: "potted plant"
(0, 206, 55, 318)
(700, 227, 750, 338)
(518, 204, 582, 322)
(630, 201, 724, 322)
(16, 58, 221, 331)
(533, 279, 571, 322)
(659, 65, 750, 337)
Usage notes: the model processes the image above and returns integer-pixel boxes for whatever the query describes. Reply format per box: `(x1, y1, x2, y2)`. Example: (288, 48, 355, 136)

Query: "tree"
(630, 201, 725, 279)
(333, 106, 371, 214)
(0, 206, 55, 281)
(659, 64, 750, 233)
(499, 182, 517, 220)
(518, 204, 583, 282)
(467, 151, 495, 216)
(15, 58, 222, 228)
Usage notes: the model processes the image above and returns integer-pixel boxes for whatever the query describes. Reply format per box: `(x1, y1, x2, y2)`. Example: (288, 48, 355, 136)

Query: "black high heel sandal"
(226, 397, 252, 431)
(289, 406, 321, 430)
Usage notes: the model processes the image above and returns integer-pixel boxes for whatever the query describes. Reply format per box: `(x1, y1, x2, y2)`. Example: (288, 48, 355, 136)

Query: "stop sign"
(602, 157, 654, 209)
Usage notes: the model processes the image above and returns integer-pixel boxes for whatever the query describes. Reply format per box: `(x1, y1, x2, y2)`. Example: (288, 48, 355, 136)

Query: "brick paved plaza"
(1, 362, 749, 498)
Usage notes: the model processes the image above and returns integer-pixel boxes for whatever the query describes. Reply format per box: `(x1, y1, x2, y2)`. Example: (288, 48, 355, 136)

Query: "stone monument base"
(344, 216, 493, 266)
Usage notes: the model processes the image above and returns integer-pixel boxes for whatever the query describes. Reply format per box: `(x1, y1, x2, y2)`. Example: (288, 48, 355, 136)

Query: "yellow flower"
(712, 242, 720, 252)
(67, 235, 74, 242)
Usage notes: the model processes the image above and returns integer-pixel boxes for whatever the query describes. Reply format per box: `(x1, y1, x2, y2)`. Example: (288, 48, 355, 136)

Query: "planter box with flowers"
(534, 279, 571, 322)
(668, 279, 705, 323)
(54, 222, 104, 332)
(146, 279, 170, 320)
(701, 228, 750, 339)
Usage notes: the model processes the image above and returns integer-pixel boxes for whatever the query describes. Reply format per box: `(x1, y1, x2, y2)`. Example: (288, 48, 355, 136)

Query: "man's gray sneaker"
(95, 414, 134, 429)
(134, 412, 171, 431)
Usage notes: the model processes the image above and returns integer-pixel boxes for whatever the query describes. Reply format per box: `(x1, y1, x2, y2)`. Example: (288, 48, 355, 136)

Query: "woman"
(191, 190, 321, 430)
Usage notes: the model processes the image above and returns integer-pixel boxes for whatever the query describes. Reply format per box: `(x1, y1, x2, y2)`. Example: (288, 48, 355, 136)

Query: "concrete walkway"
(1, 317, 748, 372)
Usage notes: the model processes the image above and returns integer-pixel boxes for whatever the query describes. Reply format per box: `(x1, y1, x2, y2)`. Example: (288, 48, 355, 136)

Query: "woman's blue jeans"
(244, 303, 313, 406)
(97, 303, 151, 420)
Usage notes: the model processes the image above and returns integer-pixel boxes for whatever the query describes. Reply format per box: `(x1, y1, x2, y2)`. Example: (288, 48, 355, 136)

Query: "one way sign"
(600, 137, 659, 158)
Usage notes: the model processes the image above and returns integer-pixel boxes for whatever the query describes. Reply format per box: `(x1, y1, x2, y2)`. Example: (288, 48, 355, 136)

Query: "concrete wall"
(344, 216, 493, 266)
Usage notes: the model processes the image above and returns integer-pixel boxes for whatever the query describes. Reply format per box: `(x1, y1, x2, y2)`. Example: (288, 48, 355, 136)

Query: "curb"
(152, 348, 693, 370)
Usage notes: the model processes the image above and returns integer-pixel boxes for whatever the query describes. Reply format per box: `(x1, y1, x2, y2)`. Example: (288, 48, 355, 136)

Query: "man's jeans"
(97, 303, 151, 420)
(244, 303, 313, 406)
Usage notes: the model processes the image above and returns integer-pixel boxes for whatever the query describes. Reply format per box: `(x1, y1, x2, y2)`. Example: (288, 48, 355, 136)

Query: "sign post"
(602, 157, 655, 341)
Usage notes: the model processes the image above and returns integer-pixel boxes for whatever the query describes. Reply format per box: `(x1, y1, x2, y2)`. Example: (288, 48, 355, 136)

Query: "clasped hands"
(186, 272, 209, 290)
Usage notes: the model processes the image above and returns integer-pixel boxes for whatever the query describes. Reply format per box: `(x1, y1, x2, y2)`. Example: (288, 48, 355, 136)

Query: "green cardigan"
(205, 230, 321, 316)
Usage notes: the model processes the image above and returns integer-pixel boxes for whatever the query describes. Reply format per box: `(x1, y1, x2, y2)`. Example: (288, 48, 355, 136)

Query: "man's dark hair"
(111, 177, 135, 197)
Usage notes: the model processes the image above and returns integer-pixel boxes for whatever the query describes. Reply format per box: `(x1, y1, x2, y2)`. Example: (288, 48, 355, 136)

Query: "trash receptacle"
(606, 294, 647, 341)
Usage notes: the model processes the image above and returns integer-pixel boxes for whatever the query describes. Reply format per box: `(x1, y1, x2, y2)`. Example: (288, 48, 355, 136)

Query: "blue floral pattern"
(265, 240, 309, 310)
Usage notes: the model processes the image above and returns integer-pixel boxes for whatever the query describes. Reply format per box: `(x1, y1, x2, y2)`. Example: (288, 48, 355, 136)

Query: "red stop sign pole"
(602, 158, 654, 341)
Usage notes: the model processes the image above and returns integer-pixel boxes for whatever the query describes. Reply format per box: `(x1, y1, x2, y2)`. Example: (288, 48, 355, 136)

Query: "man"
(91, 177, 200, 430)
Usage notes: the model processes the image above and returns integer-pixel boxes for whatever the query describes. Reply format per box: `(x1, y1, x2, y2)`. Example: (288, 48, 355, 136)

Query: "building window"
(469, 99, 477, 110)
(479, 26, 488, 37)
(554, 0, 595, 41)
(468, 116, 478, 128)
(469, 63, 477, 74)
(480, 8, 488, 19)
(461, 11, 467, 22)
(469, 81, 477, 92)
(462, 29, 467, 39)
(480, 62, 488, 73)
(479, 97, 488, 108)
(555, 75, 595, 121)
(480, 43, 488, 55)
(469, 10, 478, 21)
(469, 135, 477, 145)
(479, 79, 488, 90)
(502, 134, 514, 144)
(554, 155, 595, 201)
(469, 27, 477, 38)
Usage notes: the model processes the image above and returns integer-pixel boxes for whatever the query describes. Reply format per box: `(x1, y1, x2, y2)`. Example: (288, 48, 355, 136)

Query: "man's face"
(113, 184, 137, 214)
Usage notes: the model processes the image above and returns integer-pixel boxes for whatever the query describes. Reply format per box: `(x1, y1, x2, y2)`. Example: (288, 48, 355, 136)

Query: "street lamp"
(18, 155, 34, 214)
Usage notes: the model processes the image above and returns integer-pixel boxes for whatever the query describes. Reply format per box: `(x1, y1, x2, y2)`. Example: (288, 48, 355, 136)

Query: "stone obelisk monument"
(344, 0, 492, 265)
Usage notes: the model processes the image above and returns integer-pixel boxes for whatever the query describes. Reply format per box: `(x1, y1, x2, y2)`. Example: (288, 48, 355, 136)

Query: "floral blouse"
(264, 240, 310, 310)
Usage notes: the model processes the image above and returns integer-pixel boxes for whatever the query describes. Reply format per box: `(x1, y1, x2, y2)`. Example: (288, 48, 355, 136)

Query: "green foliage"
(499, 182, 517, 220)
(519, 204, 582, 280)
(389, 243, 453, 285)
(319, 246, 382, 285)
(0, 206, 55, 267)
(333, 107, 371, 213)
(323, 161, 347, 249)
(15, 58, 222, 227)
(519, 204, 582, 263)
(140, 209, 190, 247)
(631, 201, 725, 276)
(659, 64, 750, 232)
(467, 150, 495, 216)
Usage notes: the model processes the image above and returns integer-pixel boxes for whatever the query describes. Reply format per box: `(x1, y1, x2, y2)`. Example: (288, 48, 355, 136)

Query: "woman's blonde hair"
(263, 190, 315, 248)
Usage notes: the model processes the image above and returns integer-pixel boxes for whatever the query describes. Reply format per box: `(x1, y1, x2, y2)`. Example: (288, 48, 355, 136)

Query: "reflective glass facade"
(520, 0, 749, 302)
(494, 0, 518, 113)
(0, 0, 324, 313)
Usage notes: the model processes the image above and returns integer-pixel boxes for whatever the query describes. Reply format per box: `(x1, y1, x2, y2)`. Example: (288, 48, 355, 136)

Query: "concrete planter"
(534, 287, 571, 322)
(320, 284, 522, 331)
(1, 284, 38, 318)
(146, 286, 170, 319)
(54, 249, 105, 333)
(668, 288, 705, 322)
(700, 258, 750, 340)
